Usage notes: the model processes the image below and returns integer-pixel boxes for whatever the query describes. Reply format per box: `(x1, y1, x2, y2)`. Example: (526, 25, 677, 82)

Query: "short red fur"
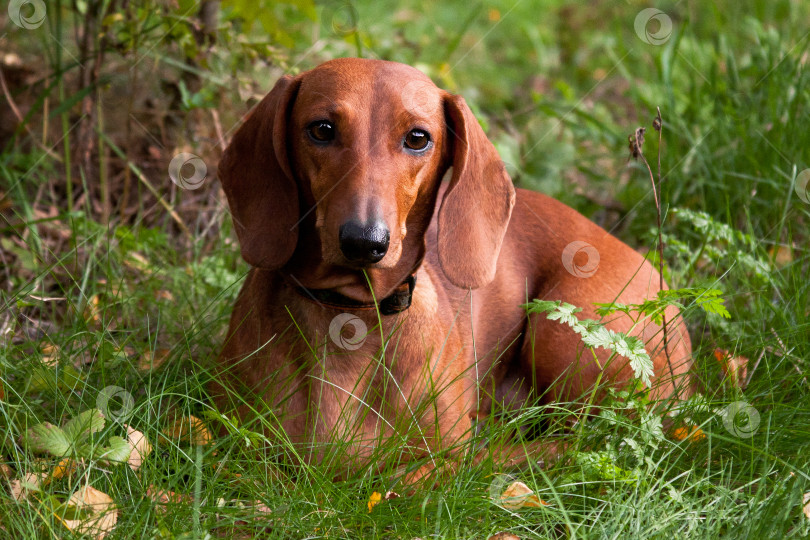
(213, 58, 692, 478)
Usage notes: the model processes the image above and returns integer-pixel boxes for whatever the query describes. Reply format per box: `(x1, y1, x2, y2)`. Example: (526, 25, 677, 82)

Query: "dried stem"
(630, 109, 676, 397)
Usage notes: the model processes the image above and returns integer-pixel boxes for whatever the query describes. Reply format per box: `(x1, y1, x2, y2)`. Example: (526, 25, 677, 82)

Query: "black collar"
(292, 274, 417, 316)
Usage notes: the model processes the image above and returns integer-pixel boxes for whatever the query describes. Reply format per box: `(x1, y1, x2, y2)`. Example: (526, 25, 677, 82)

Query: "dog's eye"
(404, 129, 431, 152)
(307, 121, 335, 143)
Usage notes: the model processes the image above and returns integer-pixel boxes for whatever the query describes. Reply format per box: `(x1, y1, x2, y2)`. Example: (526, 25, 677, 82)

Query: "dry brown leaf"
(9, 472, 46, 501)
(803, 492, 810, 520)
(162, 415, 212, 446)
(769, 245, 793, 267)
(488, 533, 520, 540)
(714, 349, 750, 389)
(31, 207, 72, 241)
(146, 484, 193, 514)
(137, 348, 170, 372)
(84, 294, 102, 325)
(499, 481, 548, 510)
(154, 289, 174, 302)
(63, 485, 117, 539)
(98, 280, 120, 297)
(125, 425, 152, 472)
(0, 456, 12, 479)
(9, 479, 25, 501)
(249, 501, 273, 516)
(124, 251, 150, 272)
(41, 344, 59, 366)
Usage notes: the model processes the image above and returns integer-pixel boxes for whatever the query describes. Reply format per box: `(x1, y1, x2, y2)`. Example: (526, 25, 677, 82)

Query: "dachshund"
(213, 57, 692, 480)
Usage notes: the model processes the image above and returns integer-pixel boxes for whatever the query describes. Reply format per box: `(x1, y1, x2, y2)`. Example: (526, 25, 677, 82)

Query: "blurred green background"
(1, 0, 809, 537)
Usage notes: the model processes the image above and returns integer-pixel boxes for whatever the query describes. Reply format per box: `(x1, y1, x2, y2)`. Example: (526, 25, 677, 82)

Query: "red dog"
(214, 58, 691, 477)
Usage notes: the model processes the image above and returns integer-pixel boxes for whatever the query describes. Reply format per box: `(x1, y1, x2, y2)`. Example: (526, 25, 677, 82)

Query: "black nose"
(339, 220, 390, 264)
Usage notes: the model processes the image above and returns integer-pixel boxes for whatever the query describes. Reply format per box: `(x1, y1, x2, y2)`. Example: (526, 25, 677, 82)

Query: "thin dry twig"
(98, 130, 192, 239)
(211, 109, 227, 150)
(629, 109, 676, 396)
(0, 67, 61, 161)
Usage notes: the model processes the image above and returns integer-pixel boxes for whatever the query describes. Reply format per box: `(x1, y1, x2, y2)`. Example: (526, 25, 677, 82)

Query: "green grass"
(1, 0, 809, 538)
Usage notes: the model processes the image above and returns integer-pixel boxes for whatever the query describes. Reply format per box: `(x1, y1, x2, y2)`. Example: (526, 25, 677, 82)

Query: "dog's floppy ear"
(219, 75, 301, 269)
(438, 94, 516, 289)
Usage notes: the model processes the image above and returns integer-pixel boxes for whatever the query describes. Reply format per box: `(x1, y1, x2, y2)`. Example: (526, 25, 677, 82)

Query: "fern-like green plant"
(667, 209, 773, 281)
(524, 300, 654, 386)
(524, 288, 729, 387)
(595, 287, 731, 325)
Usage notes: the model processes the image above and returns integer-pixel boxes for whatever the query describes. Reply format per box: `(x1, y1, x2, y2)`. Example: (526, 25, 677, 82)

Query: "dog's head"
(219, 58, 515, 289)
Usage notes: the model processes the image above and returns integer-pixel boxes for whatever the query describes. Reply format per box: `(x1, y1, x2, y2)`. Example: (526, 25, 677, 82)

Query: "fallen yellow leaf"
(499, 481, 548, 510)
(51, 457, 78, 480)
(672, 425, 706, 442)
(367, 491, 382, 513)
(162, 415, 212, 446)
(63, 485, 118, 539)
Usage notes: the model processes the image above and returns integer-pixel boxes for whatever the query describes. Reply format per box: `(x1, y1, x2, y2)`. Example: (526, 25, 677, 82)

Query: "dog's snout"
(339, 220, 390, 264)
